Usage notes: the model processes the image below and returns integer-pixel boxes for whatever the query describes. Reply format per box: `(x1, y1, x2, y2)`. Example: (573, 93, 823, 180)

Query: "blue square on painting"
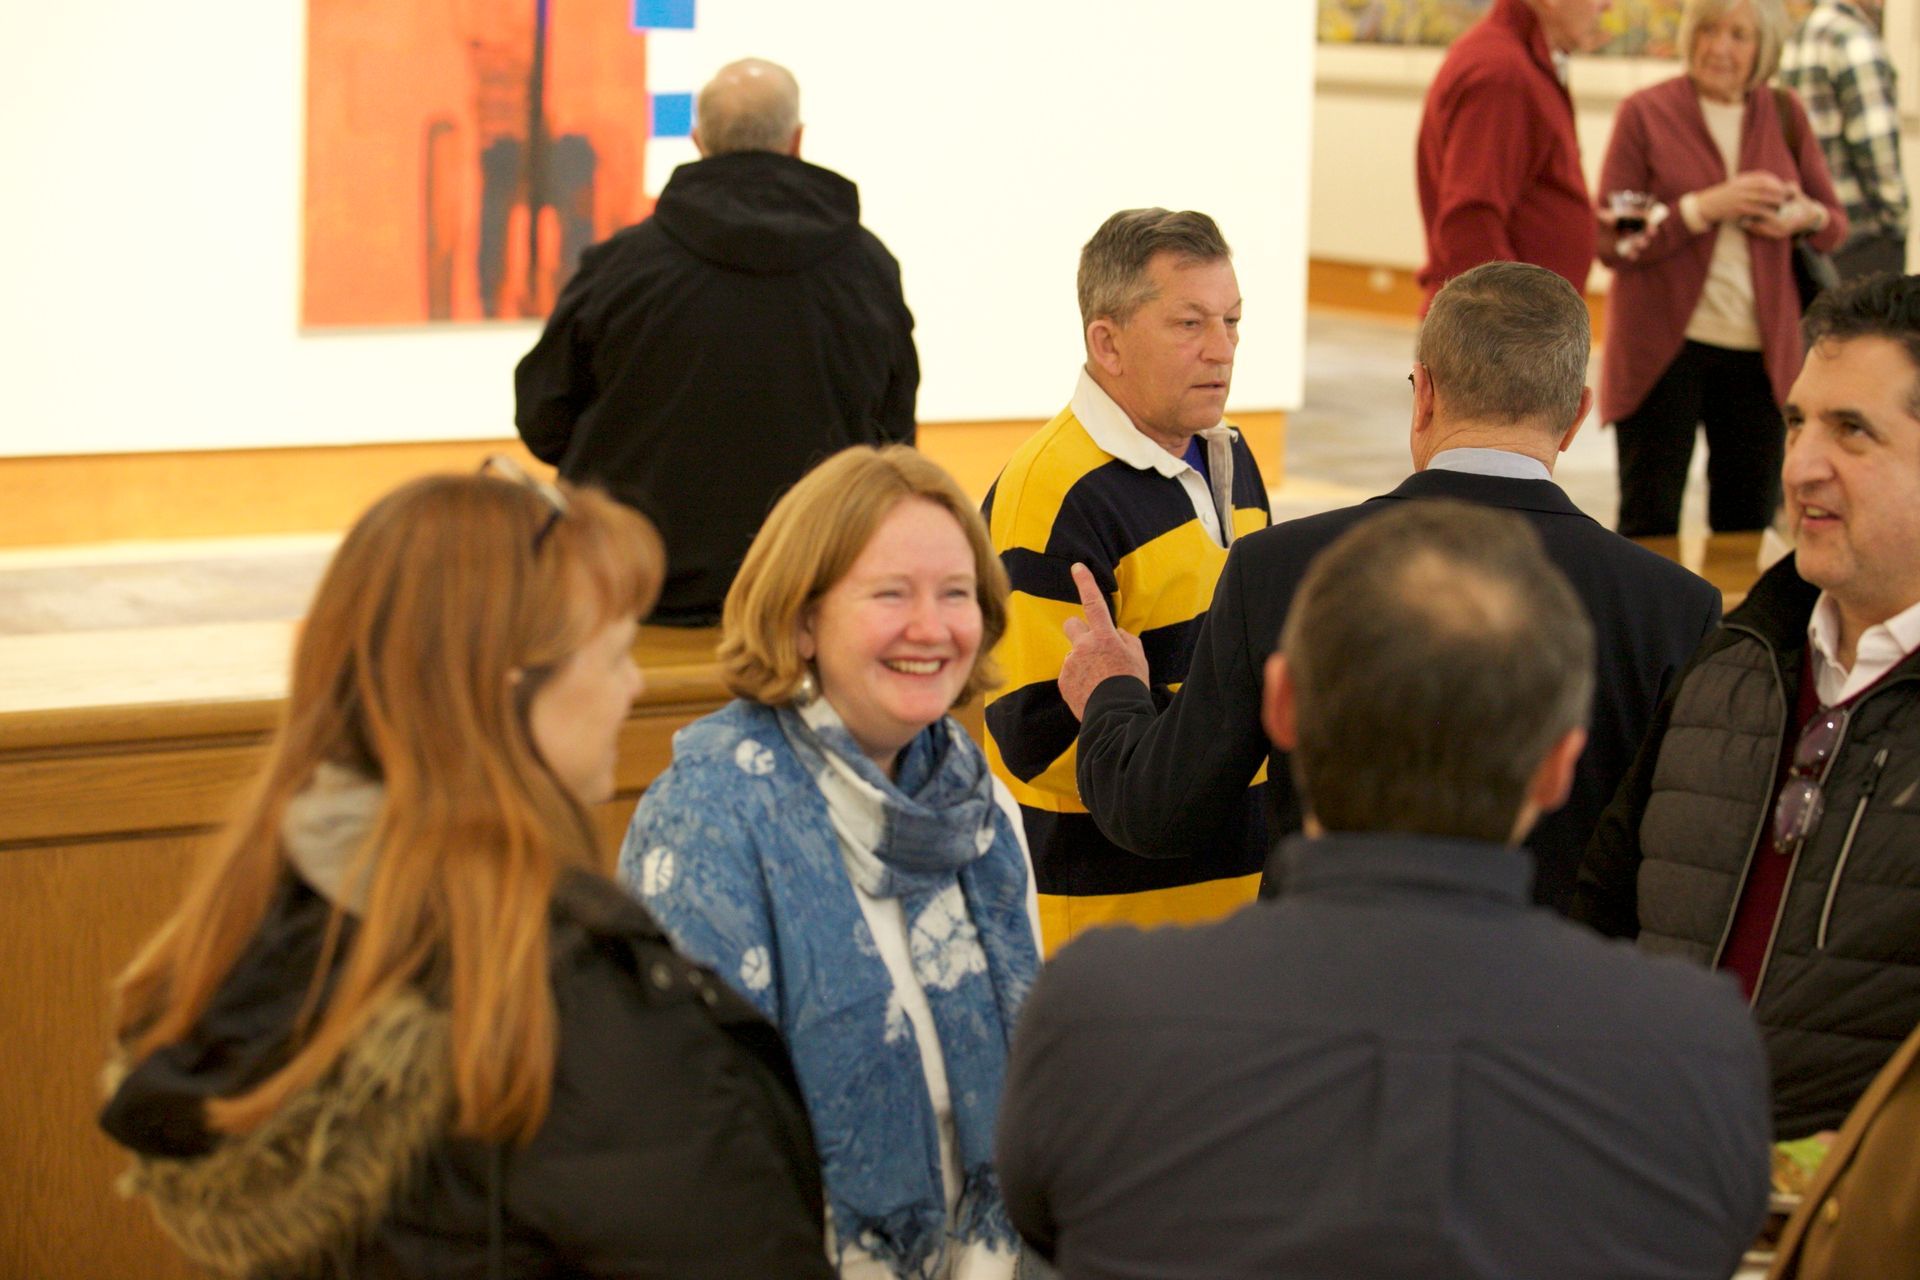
(633, 0, 695, 29)
(651, 92, 694, 138)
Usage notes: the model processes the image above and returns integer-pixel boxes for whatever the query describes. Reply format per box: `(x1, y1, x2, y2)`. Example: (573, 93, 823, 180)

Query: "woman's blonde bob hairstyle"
(114, 471, 663, 1147)
(1679, 0, 1787, 92)
(719, 445, 1009, 708)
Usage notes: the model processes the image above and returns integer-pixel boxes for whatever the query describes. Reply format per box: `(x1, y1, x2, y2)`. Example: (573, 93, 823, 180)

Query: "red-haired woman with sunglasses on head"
(100, 467, 833, 1279)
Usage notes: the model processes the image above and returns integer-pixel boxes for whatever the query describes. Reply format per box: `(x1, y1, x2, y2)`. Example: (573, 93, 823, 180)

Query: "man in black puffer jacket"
(515, 57, 918, 625)
(1575, 273, 1920, 1138)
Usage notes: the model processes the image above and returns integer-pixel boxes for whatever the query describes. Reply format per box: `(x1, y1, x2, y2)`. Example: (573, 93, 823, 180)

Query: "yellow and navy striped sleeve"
(981, 408, 1272, 952)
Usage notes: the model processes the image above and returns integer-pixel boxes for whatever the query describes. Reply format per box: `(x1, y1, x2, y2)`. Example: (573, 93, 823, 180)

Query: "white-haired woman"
(1596, 0, 1847, 537)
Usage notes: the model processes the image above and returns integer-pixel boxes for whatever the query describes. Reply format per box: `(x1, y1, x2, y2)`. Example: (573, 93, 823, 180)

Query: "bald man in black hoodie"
(515, 57, 919, 624)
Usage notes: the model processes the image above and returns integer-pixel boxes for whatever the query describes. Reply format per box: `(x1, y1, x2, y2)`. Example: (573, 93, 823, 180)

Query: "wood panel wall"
(0, 830, 208, 1279)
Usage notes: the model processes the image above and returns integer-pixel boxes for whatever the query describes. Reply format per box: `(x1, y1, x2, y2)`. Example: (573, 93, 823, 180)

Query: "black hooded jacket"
(515, 151, 918, 624)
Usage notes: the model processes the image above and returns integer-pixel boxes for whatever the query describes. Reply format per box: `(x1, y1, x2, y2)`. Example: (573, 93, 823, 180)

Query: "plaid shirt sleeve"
(1829, 18, 1910, 236)
(1787, 6, 1911, 238)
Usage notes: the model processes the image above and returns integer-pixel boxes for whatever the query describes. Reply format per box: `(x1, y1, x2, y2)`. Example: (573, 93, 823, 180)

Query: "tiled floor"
(0, 310, 1704, 638)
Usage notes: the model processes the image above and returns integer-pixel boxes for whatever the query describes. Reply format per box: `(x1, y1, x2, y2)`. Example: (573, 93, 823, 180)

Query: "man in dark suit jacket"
(1064, 261, 1722, 913)
(1000, 503, 1771, 1279)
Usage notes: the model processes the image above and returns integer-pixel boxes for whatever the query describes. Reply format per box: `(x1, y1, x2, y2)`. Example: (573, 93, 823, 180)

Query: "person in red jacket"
(1416, 0, 1610, 309)
(1595, 0, 1847, 537)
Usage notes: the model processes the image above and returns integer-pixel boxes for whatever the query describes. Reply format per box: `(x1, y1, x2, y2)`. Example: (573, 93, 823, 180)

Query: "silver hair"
(1679, 0, 1788, 90)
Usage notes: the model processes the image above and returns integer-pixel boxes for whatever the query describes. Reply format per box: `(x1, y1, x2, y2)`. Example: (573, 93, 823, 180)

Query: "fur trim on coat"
(113, 990, 452, 1278)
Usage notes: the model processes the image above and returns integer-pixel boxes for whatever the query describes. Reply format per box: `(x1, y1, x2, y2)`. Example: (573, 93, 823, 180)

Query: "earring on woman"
(794, 667, 819, 705)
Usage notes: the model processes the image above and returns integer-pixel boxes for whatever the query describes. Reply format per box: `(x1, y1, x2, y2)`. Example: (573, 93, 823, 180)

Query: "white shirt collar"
(1070, 367, 1231, 478)
(1425, 447, 1554, 482)
(1806, 591, 1920, 705)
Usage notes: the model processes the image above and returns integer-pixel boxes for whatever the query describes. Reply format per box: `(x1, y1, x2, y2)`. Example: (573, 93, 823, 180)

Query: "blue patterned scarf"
(774, 701, 1038, 1277)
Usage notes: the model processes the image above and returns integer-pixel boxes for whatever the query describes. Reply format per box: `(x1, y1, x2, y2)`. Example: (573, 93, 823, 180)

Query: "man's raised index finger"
(1070, 562, 1116, 631)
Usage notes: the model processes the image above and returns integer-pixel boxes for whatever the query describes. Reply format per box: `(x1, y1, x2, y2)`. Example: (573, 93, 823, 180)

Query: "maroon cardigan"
(1416, 0, 1595, 308)
(1597, 76, 1848, 424)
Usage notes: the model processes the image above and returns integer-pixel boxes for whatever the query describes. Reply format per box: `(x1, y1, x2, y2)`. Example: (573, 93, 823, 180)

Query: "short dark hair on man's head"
(1802, 272, 1920, 415)
(1416, 261, 1590, 431)
(1077, 208, 1231, 330)
(1280, 501, 1595, 842)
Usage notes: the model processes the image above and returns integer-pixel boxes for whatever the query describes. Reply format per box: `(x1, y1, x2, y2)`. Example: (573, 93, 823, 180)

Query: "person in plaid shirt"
(1780, 0, 1910, 279)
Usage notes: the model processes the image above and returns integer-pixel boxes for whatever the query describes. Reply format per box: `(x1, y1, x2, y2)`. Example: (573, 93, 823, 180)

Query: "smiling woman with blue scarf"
(621, 447, 1043, 1280)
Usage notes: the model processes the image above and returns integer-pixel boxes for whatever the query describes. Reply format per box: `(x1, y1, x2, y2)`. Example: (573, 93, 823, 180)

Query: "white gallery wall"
(1312, 6, 1920, 279)
(0, 2, 1314, 458)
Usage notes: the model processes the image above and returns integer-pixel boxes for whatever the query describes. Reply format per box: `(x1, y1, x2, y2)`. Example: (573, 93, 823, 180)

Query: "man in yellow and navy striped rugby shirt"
(983, 209, 1270, 954)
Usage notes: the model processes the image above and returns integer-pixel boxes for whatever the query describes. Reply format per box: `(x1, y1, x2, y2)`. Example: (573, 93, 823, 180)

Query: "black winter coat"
(1575, 555, 1920, 1137)
(514, 151, 918, 625)
(101, 871, 835, 1279)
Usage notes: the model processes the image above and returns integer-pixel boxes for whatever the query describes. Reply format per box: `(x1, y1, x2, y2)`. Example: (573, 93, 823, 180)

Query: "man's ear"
(1507, 725, 1586, 844)
(690, 126, 709, 158)
(1529, 726, 1586, 815)
(1262, 653, 1299, 752)
(1559, 386, 1593, 453)
(1409, 362, 1437, 446)
(1086, 317, 1124, 377)
(787, 124, 804, 157)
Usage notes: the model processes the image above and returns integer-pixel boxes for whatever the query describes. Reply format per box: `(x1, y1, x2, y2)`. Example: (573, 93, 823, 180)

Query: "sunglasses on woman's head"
(480, 455, 569, 553)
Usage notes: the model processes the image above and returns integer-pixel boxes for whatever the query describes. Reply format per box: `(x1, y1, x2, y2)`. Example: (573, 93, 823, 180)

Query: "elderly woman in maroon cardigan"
(1596, 0, 1846, 538)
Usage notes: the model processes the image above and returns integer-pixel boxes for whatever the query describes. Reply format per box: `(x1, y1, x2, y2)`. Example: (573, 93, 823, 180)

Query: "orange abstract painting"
(304, 0, 655, 326)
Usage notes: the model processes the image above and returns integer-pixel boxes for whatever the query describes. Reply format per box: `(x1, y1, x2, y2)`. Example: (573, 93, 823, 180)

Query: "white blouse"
(1682, 95, 1765, 352)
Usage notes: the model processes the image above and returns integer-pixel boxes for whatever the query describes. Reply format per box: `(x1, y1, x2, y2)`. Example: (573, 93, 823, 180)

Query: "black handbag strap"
(1771, 87, 1829, 257)
(1772, 88, 1807, 178)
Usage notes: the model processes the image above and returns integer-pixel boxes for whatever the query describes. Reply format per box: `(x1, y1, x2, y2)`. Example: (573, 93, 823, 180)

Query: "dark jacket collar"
(1277, 831, 1536, 907)
(553, 866, 670, 943)
(1725, 552, 1821, 651)
(1377, 467, 1594, 521)
(1726, 552, 1920, 694)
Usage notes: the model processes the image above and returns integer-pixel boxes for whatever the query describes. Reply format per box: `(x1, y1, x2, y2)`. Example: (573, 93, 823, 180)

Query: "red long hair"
(115, 474, 662, 1145)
